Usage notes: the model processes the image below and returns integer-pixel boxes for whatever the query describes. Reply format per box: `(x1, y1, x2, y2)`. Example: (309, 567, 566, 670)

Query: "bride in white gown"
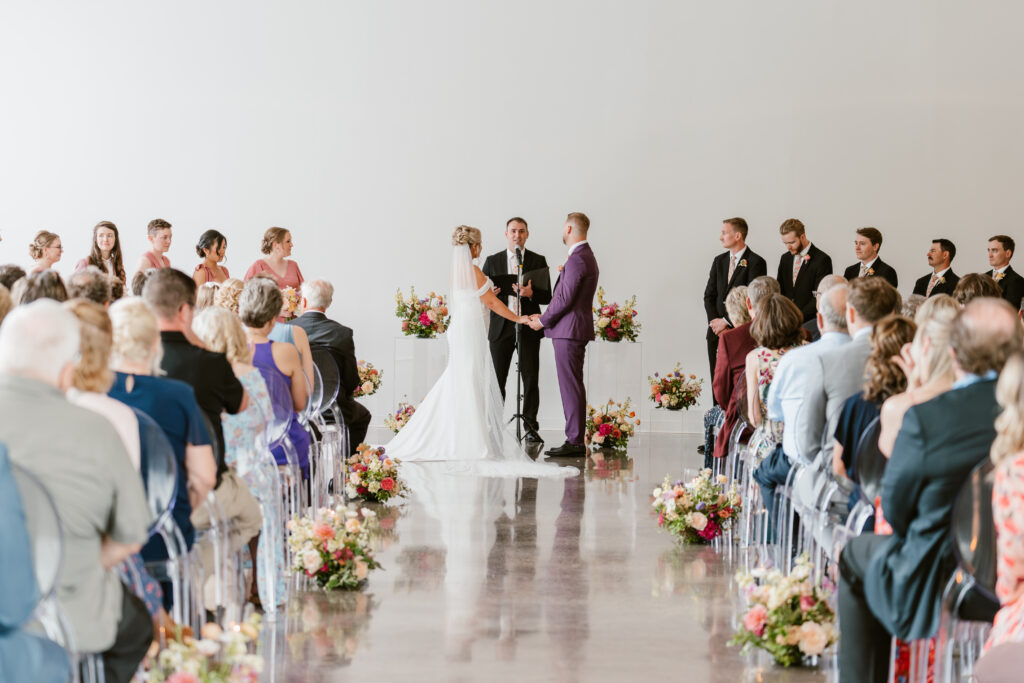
(386, 226, 577, 479)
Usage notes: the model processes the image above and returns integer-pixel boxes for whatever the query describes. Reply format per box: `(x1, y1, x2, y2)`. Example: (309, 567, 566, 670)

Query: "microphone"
(515, 247, 523, 268)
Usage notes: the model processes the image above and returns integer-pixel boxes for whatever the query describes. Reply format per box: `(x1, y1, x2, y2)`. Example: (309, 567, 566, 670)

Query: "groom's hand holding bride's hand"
(526, 314, 543, 331)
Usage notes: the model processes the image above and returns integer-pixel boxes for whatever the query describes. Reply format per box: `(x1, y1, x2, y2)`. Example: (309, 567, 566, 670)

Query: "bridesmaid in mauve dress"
(134, 218, 173, 277)
(244, 226, 304, 289)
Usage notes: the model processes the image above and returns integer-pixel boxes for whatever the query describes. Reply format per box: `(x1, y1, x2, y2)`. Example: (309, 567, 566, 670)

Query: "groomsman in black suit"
(482, 217, 551, 442)
(842, 227, 899, 288)
(986, 234, 1024, 311)
(703, 217, 768, 383)
(776, 218, 833, 322)
(912, 238, 960, 297)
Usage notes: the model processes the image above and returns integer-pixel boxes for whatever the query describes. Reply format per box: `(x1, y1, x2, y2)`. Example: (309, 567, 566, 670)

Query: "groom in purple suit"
(528, 212, 599, 457)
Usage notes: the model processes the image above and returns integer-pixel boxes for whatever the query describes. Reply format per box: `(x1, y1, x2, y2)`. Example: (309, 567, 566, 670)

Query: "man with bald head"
(837, 297, 1022, 682)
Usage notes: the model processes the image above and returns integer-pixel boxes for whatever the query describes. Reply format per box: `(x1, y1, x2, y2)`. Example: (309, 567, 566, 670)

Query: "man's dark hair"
(933, 238, 956, 263)
(0, 264, 26, 290)
(857, 227, 883, 248)
(16, 271, 68, 305)
(131, 268, 155, 296)
(723, 217, 749, 240)
(953, 273, 1002, 306)
(989, 234, 1015, 257)
(506, 217, 528, 229)
(142, 268, 197, 320)
(847, 277, 900, 324)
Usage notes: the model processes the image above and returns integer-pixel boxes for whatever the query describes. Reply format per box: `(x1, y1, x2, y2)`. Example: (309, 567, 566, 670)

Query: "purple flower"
(654, 372, 659, 378)
(696, 502, 706, 511)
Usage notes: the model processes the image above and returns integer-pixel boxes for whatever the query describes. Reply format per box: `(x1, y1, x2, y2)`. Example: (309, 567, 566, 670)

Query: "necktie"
(792, 256, 802, 285)
(926, 273, 938, 296)
(860, 263, 868, 278)
(728, 255, 737, 281)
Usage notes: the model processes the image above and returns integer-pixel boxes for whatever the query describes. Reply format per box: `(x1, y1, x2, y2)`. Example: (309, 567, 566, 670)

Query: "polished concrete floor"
(264, 430, 837, 682)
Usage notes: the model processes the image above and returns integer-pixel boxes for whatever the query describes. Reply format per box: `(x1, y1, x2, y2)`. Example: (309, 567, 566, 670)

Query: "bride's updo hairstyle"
(451, 225, 481, 247)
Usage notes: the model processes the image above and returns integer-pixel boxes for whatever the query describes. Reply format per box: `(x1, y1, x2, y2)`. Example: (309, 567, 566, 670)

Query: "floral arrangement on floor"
(395, 287, 449, 338)
(147, 614, 263, 682)
(280, 286, 301, 321)
(730, 555, 838, 666)
(286, 592, 377, 666)
(593, 287, 640, 342)
(384, 401, 416, 433)
(345, 444, 405, 503)
(584, 398, 641, 450)
(353, 360, 382, 398)
(287, 505, 382, 591)
(648, 364, 703, 411)
(651, 469, 741, 544)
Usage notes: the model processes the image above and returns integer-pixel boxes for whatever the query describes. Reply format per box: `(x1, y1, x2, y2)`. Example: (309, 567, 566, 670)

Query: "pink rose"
(419, 312, 431, 324)
(168, 674, 201, 683)
(743, 604, 768, 637)
(313, 523, 335, 542)
(611, 318, 621, 329)
(598, 423, 613, 437)
(401, 321, 409, 331)
(800, 594, 816, 612)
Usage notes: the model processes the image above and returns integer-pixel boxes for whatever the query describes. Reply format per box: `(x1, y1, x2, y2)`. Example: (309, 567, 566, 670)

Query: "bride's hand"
(517, 315, 530, 325)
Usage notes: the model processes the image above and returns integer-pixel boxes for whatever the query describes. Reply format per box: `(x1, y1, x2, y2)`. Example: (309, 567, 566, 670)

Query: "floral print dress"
(748, 345, 800, 463)
(986, 452, 1024, 649)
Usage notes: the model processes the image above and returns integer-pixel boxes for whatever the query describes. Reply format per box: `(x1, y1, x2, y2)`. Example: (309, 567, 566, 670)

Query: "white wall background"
(1, 1, 1022, 432)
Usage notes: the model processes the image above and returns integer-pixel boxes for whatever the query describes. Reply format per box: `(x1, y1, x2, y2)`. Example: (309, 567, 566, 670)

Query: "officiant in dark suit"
(986, 235, 1024, 310)
(776, 218, 833, 322)
(703, 217, 768, 383)
(912, 238, 960, 297)
(842, 227, 899, 288)
(482, 217, 551, 442)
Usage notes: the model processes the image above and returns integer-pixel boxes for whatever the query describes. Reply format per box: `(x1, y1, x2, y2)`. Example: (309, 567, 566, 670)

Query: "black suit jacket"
(703, 247, 768, 340)
(868, 379, 998, 640)
(290, 312, 359, 396)
(912, 270, 960, 297)
(986, 266, 1024, 311)
(842, 257, 899, 289)
(481, 249, 551, 342)
(777, 244, 833, 321)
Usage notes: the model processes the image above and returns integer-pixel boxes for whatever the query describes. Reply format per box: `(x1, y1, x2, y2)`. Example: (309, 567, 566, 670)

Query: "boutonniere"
(867, 268, 875, 276)
(558, 264, 564, 273)
(738, 259, 748, 268)
(936, 276, 946, 285)
(995, 272, 1005, 281)
(801, 254, 811, 263)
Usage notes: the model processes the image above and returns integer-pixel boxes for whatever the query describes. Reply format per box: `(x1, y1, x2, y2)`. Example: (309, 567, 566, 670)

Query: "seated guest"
(193, 229, 230, 285)
(27, 230, 62, 273)
(878, 295, 959, 456)
(130, 268, 156, 297)
(744, 293, 806, 463)
(109, 275, 125, 301)
(901, 293, 926, 318)
(757, 279, 850, 517)
(239, 278, 311, 472)
(0, 300, 151, 683)
(133, 218, 172, 275)
(12, 270, 67, 305)
(244, 227, 304, 290)
(0, 284, 11, 324)
(986, 352, 1024, 651)
(711, 276, 780, 461)
(66, 265, 113, 306)
(291, 278, 371, 450)
(196, 281, 219, 310)
(214, 277, 244, 313)
(831, 315, 916, 493)
(702, 285, 749, 461)
(75, 221, 127, 282)
(0, 444, 71, 683)
(0, 264, 26, 290)
(108, 298, 216, 560)
(843, 227, 898, 288)
(912, 238, 959, 297)
(837, 297, 1022, 682)
(802, 274, 847, 341)
(953, 272, 1002, 305)
(986, 234, 1024, 311)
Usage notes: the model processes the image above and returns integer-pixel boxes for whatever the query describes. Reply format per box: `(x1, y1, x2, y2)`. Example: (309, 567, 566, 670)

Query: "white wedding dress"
(385, 244, 576, 479)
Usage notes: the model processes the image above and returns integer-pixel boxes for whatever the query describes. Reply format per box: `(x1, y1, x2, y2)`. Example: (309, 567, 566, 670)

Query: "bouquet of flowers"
(287, 505, 382, 591)
(148, 614, 264, 682)
(730, 555, 837, 666)
(648, 364, 704, 411)
(584, 398, 641, 450)
(593, 287, 640, 342)
(280, 286, 301, 321)
(345, 444, 406, 503)
(651, 469, 741, 544)
(395, 287, 449, 338)
(353, 360, 382, 398)
(384, 401, 416, 433)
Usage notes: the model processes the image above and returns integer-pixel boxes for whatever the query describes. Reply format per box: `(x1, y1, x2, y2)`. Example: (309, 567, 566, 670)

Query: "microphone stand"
(508, 247, 538, 444)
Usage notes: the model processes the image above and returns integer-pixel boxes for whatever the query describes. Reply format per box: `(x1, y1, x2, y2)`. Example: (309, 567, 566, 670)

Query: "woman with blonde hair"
(214, 277, 244, 314)
(725, 285, 751, 327)
(0, 284, 12, 326)
(28, 230, 62, 273)
(196, 281, 220, 311)
(878, 294, 959, 456)
(243, 227, 303, 289)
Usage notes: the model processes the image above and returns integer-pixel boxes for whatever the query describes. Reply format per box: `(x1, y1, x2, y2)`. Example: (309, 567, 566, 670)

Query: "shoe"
(697, 444, 706, 455)
(525, 431, 544, 444)
(545, 441, 586, 457)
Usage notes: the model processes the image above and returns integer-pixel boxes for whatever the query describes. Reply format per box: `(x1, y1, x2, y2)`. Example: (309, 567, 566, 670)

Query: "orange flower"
(593, 415, 603, 425)
(629, 411, 636, 418)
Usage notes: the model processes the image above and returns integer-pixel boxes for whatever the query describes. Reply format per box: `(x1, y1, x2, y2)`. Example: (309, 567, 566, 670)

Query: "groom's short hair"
(506, 217, 528, 229)
(566, 212, 590, 235)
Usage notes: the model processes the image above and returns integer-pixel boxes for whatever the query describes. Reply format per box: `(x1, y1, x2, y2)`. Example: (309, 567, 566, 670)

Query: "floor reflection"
(271, 432, 835, 682)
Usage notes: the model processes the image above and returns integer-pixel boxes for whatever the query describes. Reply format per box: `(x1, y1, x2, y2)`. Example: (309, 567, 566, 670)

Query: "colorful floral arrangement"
(584, 398, 641, 450)
(395, 287, 449, 338)
(148, 614, 264, 682)
(384, 401, 416, 433)
(353, 360, 382, 398)
(280, 286, 300, 321)
(593, 287, 640, 342)
(287, 505, 381, 591)
(648, 364, 703, 410)
(651, 469, 741, 544)
(345, 444, 405, 503)
(730, 555, 837, 666)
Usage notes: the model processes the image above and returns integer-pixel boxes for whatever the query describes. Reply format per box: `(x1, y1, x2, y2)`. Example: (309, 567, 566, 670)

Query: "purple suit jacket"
(540, 242, 600, 341)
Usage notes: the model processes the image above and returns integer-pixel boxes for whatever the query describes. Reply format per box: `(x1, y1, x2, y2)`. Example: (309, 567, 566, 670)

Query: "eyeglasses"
(49, 244, 64, 251)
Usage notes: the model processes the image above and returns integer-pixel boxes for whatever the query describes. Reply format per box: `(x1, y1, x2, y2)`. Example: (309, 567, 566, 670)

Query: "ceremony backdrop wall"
(2, 1, 1022, 432)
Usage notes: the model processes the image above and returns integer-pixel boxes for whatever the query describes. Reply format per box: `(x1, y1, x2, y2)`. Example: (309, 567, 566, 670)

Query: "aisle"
(267, 431, 835, 682)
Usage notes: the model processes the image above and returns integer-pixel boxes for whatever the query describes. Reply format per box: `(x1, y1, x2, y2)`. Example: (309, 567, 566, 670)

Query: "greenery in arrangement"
(651, 469, 741, 544)
(395, 287, 449, 338)
(648, 363, 703, 410)
(584, 398, 641, 450)
(287, 506, 382, 591)
(593, 287, 640, 342)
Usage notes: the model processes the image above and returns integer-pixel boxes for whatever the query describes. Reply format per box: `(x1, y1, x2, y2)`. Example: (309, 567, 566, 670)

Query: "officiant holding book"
(483, 217, 551, 443)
